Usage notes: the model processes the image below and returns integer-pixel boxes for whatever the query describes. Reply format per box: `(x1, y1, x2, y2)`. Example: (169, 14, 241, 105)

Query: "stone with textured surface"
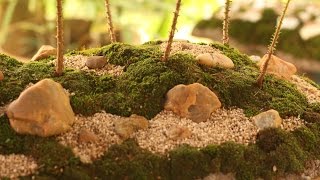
(31, 45, 56, 61)
(253, 109, 282, 130)
(114, 114, 149, 139)
(78, 129, 99, 143)
(165, 126, 192, 140)
(257, 54, 297, 79)
(164, 83, 221, 123)
(196, 52, 234, 69)
(6, 79, 75, 137)
(85, 56, 107, 69)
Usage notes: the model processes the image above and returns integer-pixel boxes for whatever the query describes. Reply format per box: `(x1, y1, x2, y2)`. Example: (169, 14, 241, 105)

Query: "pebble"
(63, 55, 124, 76)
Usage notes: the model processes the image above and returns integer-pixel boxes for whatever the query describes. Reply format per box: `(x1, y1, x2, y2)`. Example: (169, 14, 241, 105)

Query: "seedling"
(256, 0, 291, 88)
(55, 0, 64, 76)
(222, 0, 231, 45)
(162, 0, 182, 62)
(105, 0, 116, 43)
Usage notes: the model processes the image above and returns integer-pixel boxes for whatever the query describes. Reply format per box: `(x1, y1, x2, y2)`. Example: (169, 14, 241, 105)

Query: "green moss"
(0, 115, 81, 177)
(170, 145, 211, 180)
(256, 128, 307, 174)
(218, 142, 245, 174)
(93, 139, 170, 180)
(292, 127, 319, 158)
(103, 43, 161, 67)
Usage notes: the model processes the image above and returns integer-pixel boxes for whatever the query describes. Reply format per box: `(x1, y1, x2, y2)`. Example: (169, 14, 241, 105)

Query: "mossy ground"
(194, 8, 320, 60)
(0, 41, 320, 179)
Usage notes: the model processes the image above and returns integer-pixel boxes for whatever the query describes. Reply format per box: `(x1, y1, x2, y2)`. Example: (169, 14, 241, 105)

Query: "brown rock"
(114, 114, 149, 139)
(196, 52, 234, 69)
(6, 79, 75, 137)
(253, 109, 282, 130)
(257, 54, 297, 79)
(85, 56, 107, 69)
(164, 83, 221, 123)
(0, 71, 3, 81)
(78, 129, 99, 143)
(166, 126, 191, 140)
(31, 45, 56, 61)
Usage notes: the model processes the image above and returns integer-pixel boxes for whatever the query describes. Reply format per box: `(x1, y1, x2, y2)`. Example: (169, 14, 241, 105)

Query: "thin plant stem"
(256, 0, 291, 88)
(162, 0, 182, 62)
(104, 0, 116, 43)
(222, 0, 231, 45)
(55, 0, 64, 76)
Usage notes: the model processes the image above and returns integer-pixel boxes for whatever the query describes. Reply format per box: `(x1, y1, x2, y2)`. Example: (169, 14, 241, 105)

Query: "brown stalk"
(55, 0, 64, 76)
(162, 0, 182, 62)
(256, 0, 291, 88)
(104, 0, 116, 43)
(222, 0, 231, 45)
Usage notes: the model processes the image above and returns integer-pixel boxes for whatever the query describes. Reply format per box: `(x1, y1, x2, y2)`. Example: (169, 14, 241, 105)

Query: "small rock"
(31, 45, 56, 61)
(78, 129, 99, 143)
(85, 56, 107, 69)
(114, 114, 149, 139)
(257, 54, 297, 79)
(0, 71, 3, 81)
(196, 52, 234, 69)
(165, 126, 191, 140)
(6, 79, 75, 137)
(253, 109, 282, 130)
(249, 55, 261, 63)
(165, 83, 221, 123)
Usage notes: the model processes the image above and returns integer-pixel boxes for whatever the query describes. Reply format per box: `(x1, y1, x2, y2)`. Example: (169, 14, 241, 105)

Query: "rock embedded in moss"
(6, 79, 75, 137)
(85, 56, 107, 69)
(164, 83, 221, 123)
(257, 54, 297, 80)
(196, 52, 234, 69)
(31, 45, 56, 61)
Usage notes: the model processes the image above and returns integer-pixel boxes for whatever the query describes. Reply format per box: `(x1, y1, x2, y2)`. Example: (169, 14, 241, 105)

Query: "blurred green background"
(0, 0, 218, 59)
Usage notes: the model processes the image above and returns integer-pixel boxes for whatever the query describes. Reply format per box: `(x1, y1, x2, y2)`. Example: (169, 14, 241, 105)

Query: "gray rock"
(85, 56, 107, 69)
(253, 109, 282, 130)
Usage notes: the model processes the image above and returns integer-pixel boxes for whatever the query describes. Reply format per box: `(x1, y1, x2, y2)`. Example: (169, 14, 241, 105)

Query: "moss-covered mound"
(1, 41, 320, 179)
(0, 42, 308, 118)
(194, 8, 320, 60)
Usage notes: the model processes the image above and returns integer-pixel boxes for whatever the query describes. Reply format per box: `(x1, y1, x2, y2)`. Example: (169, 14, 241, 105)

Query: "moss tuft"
(93, 139, 170, 180)
(170, 144, 211, 180)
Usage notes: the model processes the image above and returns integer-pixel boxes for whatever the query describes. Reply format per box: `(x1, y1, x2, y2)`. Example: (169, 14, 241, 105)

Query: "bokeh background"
(1, 0, 320, 81)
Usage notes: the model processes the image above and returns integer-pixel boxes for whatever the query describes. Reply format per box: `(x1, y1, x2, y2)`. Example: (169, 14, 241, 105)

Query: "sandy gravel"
(57, 112, 122, 163)
(160, 41, 219, 57)
(0, 154, 38, 179)
(63, 55, 124, 76)
(291, 75, 320, 104)
(57, 108, 306, 163)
